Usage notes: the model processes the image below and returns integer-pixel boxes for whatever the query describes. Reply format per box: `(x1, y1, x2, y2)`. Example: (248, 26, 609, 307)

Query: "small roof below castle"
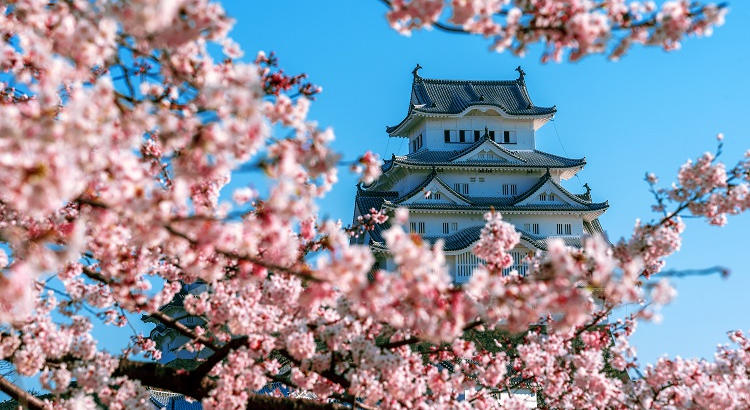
(387, 68, 556, 135)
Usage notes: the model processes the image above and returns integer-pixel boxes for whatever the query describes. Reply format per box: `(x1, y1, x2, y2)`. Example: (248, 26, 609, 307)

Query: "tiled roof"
(391, 202, 608, 212)
(511, 170, 606, 209)
(148, 389, 201, 410)
(354, 188, 397, 244)
(383, 136, 585, 170)
(387, 75, 555, 134)
(392, 170, 472, 205)
(368, 170, 608, 212)
(584, 219, 606, 236)
(421, 225, 583, 252)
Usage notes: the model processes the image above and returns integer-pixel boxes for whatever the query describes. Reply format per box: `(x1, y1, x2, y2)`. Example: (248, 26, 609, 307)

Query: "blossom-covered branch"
(381, 0, 728, 61)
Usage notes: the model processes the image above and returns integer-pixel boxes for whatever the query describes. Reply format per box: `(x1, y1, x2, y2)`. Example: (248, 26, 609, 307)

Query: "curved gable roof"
(380, 135, 585, 172)
(387, 74, 556, 135)
(392, 170, 472, 205)
(421, 225, 582, 252)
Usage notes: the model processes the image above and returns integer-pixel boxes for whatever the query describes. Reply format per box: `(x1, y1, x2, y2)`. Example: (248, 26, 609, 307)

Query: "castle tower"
(353, 66, 608, 282)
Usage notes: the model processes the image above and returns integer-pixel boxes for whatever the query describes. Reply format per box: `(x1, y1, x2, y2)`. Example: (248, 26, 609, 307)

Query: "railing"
(502, 251, 529, 276)
(455, 250, 529, 278)
(455, 251, 482, 278)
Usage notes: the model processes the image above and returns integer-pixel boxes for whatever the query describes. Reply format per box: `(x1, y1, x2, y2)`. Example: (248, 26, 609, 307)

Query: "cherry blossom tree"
(0, 1, 747, 409)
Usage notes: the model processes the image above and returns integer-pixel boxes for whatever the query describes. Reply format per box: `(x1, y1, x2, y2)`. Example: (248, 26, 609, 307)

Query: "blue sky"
(223, 1, 750, 366)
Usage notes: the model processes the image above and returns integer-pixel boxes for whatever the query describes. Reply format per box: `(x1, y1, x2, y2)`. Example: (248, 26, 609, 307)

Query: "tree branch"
(0, 375, 45, 410)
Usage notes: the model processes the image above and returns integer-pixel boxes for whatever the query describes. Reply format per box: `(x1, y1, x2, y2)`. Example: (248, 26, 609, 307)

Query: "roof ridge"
(510, 171, 552, 205)
(419, 77, 519, 85)
(533, 148, 586, 163)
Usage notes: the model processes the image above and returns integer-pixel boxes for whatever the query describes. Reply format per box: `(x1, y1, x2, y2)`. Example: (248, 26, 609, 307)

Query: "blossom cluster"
(385, 0, 728, 61)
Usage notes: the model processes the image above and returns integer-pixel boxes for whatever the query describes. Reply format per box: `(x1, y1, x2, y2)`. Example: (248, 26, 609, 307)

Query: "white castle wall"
(405, 211, 583, 237)
(407, 114, 536, 152)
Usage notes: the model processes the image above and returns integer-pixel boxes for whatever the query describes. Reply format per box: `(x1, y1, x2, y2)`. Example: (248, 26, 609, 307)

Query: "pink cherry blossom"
(0, 1, 746, 409)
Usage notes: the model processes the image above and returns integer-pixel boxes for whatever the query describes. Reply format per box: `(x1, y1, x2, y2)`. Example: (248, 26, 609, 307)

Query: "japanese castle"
(353, 66, 608, 282)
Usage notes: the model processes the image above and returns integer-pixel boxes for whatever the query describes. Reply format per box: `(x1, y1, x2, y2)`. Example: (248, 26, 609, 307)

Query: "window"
(454, 183, 460, 192)
(503, 130, 511, 143)
(418, 222, 425, 234)
(502, 184, 517, 196)
(410, 222, 416, 233)
(489, 130, 495, 141)
(451, 222, 458, 232)
(556, 223, 572, 235)
(539, 193, 547, 201)
(532, 223, 539, 234)
(433, 192, 441, 200)
(474, 130, 480, 141)
(470, 177, 476, 183)
(443, 222, 449, 234)
(461, 183, 469, 194)
(459, 130, 466, 142)
(549, 193, 555, 201)
(444, 129, 450, 143)
(479, 177, 485, 182)
(412, 134, 423, 151)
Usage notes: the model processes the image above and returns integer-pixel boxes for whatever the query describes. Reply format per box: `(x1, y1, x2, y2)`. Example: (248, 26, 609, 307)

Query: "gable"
(515, 179, 585, 208)
(400, 179, 471, 206)
(453, 140, 524, 164)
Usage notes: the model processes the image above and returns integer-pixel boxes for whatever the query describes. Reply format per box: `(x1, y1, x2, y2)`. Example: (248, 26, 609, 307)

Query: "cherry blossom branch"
(377, 319, 484, 349)
(380, 0, 728, 61)
(163, 224, 323, 283)
(655, 265, 729, 278)
(0, 375, 45, 410)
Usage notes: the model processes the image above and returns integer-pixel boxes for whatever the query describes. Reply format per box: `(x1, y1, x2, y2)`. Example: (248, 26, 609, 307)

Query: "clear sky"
(223, 1, 750, 366)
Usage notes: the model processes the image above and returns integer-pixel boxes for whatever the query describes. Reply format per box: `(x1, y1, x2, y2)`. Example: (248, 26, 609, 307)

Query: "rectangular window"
(503, 130, 511, 143)
(454, 183, 461, 192)
(502, 184, 517, 196)
(533, 223, 539, 234)
(474, 130, 480, 141)
(434, 192, 441, 200)
(442, 222, 449, 234)
(418, 222, 425, 234)
(489, 130, 495, 141)
(462, 183, 469, 194)
(479, 177, 485, 182)
(459, 130, 466, 142)
(451, 222, 458, 232)
(470, 177, 476, 183)
(549, 193, 555, 201)
(411, 140, 416, 152)
(539, 193, 547, 201)
(557, 224, 571, 235)
(444, 129, 450, 143)
(410, 222, 416, 233)
(523, 223, 530, 232)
